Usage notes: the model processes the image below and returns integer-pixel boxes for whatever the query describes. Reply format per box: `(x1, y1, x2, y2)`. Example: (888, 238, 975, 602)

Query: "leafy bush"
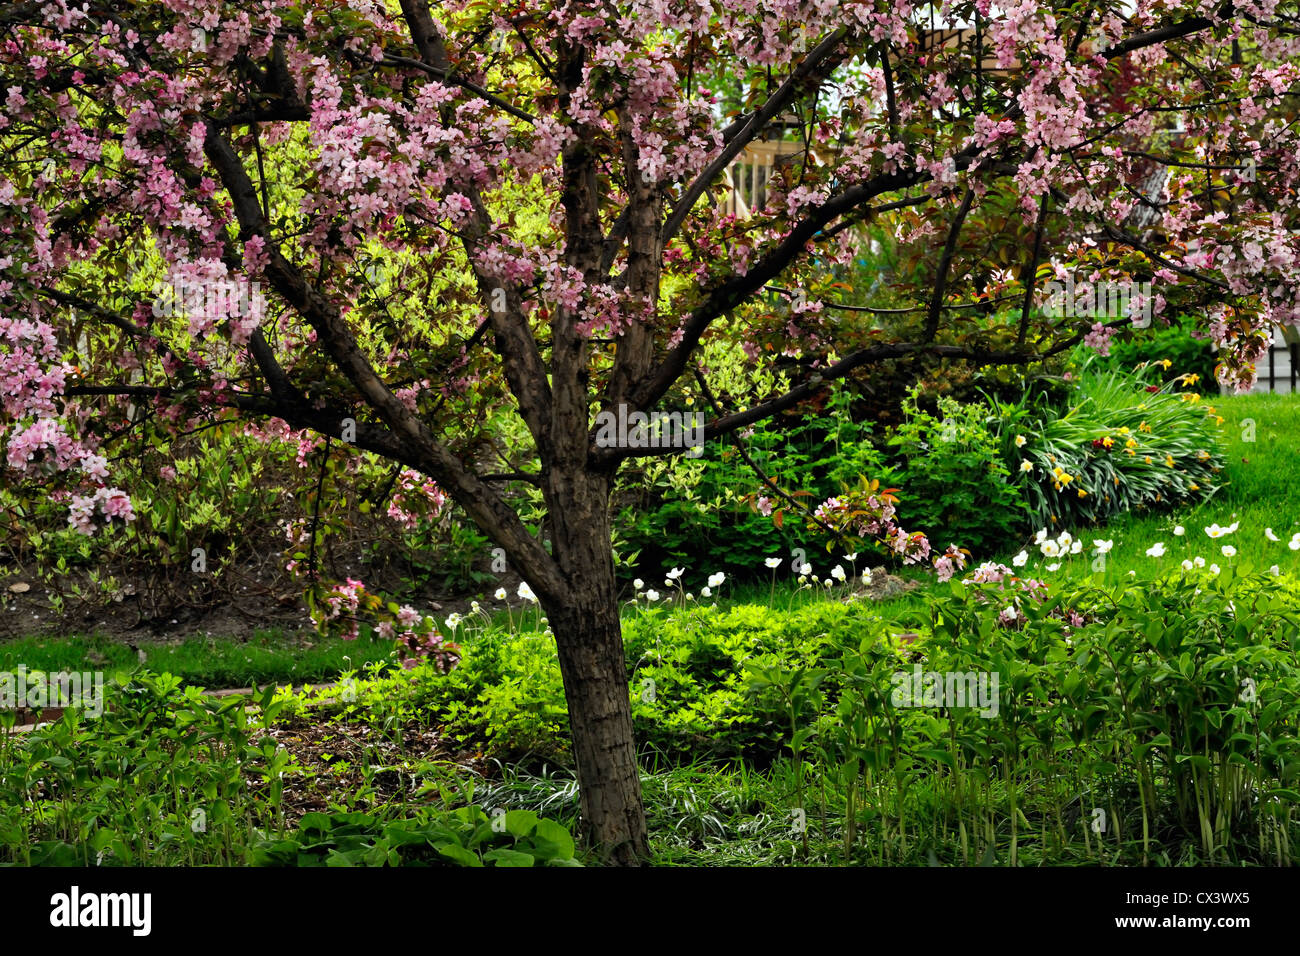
(1094, 314, 1219, 394)
(0, 672, 284, 865)
(0, 668, 578, 866)
(615, 389, 890, 578)
(387, 600, 890, 766)
(883, 386, 1031, 557)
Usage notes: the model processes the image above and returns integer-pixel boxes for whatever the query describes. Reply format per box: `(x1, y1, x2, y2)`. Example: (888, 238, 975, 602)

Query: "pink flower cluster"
(386, 469, 448, 530)
(304, 573, 457, 672)
(66, 487, 135, 535)
(811, 491, 966, 577)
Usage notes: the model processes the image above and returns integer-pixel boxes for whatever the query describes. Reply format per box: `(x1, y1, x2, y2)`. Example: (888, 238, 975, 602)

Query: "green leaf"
(484, 848, 535, 867)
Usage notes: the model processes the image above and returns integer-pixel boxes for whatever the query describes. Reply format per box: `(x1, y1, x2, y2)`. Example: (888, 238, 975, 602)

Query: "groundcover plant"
(2, 0, 1300, 868)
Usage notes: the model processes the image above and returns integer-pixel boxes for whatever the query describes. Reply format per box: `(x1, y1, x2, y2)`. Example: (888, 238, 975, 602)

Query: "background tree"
(2, 0, 1298, 863)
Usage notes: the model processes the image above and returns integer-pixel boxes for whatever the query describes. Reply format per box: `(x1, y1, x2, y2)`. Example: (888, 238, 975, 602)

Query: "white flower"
(685, 593, 694, 601)
(831, 565, 846, 582)
(645, 589, 660, 602)
(862, 569, 873, 585)
(666, 567, 684, 580)
(845, 553, 858, 562)
(765, 558, 782, 569)
(1290, 534, 1300, 551)
(1012, 550, 1028, 567)
(470, 601, 480, 611)
(445, 613, 462, 631)
(1221, 545, 1237, 557)
(1266, 528, 1280, 542)
(823, 579, 833, 588)
(1194, 556, 1206, 568)
(1204, 524, 1227, 538)
(1146, 543, 1166, 557)
(707, 572, 725, 588)
(1227, 521, 1239, 534)
(494, 587, 507, 600)
(1057, 531, 1074, 548)
(1209, 563, 1221, 576)
(633, 578, 644, 589)
(1181, 559, 1194, 571)
(1015, 435, 1027, 447)
(799, 562, 812, 575)
(1020, 460, 1034, 473)
(1093, 539, 1113, 554)
(1047, 562, 1061, 572)
(1173, 525, 1185, 536)
(1034, 529, 1049, 544)
(1041, 540, 1061, 558)
(1270, 564, 1281, 576)
(517, 581, 537, 602)
(1128, 570, 1137, 577)
(1070, 540, 1083, 555)
(701, 586, 712, 597)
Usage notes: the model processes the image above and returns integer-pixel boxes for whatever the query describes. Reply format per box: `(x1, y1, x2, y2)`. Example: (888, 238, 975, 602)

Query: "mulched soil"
(247, 712, 490, 828)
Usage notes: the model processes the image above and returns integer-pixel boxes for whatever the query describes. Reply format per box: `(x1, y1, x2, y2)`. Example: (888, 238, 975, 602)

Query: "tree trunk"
(549, 596, 649, 865)
(541, 471, 649, 865)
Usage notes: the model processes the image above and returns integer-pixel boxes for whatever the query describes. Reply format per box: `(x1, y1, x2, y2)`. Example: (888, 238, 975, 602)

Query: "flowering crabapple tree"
(4, 0, 1300, 862)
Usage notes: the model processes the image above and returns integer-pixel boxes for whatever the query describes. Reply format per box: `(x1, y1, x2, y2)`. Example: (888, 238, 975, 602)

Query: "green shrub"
(615, 389, 889, 578)
(884, 386, 1031, 557)
(390, 600, 890, 766)
(1095, 314, 1219, 394)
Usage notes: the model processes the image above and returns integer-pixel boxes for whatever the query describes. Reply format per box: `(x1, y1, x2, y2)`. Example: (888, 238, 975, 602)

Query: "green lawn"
(0, 629, 394, 688)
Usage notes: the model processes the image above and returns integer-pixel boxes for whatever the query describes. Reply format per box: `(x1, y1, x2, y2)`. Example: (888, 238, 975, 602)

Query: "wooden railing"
(721, 140, 812, 218)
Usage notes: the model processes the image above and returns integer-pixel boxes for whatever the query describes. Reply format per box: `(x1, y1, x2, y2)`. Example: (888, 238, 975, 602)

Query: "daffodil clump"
(1009, 361, 1225, 528)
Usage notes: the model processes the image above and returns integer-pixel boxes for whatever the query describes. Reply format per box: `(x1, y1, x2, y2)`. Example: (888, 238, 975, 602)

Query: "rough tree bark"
(541, 468, 649, 864)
